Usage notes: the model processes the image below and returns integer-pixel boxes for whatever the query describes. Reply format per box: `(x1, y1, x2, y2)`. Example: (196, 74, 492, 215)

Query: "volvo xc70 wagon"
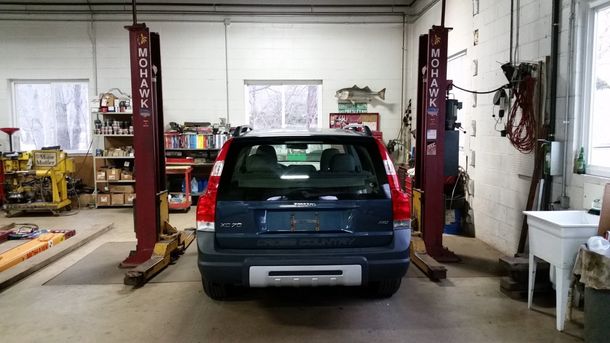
(196, 127, 411, 300)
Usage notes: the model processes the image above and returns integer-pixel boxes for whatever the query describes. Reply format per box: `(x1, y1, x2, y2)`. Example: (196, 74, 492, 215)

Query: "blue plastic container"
(444, 209, 462, 234)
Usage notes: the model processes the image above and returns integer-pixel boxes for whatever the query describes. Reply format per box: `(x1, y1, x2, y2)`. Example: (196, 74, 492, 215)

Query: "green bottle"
(576, 147, 586, 174)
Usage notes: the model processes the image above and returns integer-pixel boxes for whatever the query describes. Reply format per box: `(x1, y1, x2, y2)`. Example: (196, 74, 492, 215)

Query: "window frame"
(244, 80, 323, 130)
(10, 79, 91, 154)
(582, 0, 610, 177)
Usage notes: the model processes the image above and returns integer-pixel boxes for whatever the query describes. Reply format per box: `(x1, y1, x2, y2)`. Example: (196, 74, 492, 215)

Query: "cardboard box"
(125, 193, 136, 204)
(79, 194, 95, 206)
(97, 194, 110, 206)
(107, 168, 121, 181)
(109, 185, 135, 194)
(121, 171, 133, 180)
(111, 193, 125, 205)
(96, 170, 107, 181)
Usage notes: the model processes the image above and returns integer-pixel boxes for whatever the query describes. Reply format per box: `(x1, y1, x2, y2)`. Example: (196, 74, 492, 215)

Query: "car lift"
(411, 0, 460, 281)
(120, 4, 195, 286)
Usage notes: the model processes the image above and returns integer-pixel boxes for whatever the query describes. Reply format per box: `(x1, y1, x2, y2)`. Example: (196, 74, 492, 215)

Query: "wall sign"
(129, 26, 153, 128)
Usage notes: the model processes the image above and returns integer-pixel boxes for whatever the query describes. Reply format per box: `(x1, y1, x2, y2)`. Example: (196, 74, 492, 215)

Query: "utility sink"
(524, 210, 599, 268)
(524, 210, 600, 331)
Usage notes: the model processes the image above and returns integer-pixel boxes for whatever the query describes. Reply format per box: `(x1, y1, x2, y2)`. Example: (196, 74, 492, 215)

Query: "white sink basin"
(524, 211, 599, 268)
(524, 210, 600, 331)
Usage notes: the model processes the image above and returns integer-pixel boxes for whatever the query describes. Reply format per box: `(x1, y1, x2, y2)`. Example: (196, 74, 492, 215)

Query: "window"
(218, 139, 388, 202)
(245, 81, 322, 130)
(12, 80, 90, 152)
(584, 2, 610, 176)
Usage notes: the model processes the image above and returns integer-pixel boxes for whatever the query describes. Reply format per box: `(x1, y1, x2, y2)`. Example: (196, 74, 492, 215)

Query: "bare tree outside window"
(13, 81, 90, 152)
(246, 81, 321, 130)
(588, 5, 610, 170)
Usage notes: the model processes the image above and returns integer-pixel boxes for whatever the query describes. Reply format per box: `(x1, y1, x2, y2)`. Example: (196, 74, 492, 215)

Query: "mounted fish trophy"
(335, 85, 386, 104)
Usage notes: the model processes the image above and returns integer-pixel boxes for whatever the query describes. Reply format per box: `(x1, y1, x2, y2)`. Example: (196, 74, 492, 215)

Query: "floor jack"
(120, 7, 195, 286)
(411, 0, 461, 281)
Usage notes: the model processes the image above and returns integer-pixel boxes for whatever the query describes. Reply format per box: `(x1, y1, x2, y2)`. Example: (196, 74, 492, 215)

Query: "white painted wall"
(0, 20, 405, 150)
(0, 21, 94, 150)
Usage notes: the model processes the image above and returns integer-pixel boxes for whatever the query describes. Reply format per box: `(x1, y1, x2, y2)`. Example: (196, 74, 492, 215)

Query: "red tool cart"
(166, 165, 193, 212)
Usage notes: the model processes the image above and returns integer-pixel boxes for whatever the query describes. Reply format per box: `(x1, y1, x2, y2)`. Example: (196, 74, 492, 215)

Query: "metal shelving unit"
(92, 110, 135, 208)
(95, 156, 135, 159)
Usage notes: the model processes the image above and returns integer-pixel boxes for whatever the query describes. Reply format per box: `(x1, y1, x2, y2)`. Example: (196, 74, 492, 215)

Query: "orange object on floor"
(0, 233, 65, 272)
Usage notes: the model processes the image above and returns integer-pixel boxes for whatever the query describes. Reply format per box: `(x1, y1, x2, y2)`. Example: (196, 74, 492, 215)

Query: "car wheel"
(202, 278, 231, 300)
(366, 278, 402, 298)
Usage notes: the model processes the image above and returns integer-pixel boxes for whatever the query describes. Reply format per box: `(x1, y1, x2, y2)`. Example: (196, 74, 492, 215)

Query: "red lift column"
(412, 9, 459, 280)
(121, 24, 164, 267)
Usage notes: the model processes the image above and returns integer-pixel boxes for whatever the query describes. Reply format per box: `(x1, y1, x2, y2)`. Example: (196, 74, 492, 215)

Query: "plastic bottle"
(576, 147, 586, 174)
(191, 177, 199, 194)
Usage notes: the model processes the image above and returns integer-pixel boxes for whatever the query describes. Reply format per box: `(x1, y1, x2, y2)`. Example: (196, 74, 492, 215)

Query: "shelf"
(95, 157, 134, 160)
(164, 148, 219, 151)
(191, 192, 205, 196)
(95, 134, 134, 137)
(93, 112, 133, 115)
(96, 180, 135, 183)
(166, 162, 213, 166)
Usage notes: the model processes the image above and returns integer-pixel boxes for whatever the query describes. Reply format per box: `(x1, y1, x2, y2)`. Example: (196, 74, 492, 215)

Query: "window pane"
(246, 82, 321, 130)
(285, 85, 319, 129)
(14, 81, 90, 151)
(590, 6, 610, 167)
(218, 139, 388, 201)
(248, 85, 283, 130)
(14, 83, 53, 151)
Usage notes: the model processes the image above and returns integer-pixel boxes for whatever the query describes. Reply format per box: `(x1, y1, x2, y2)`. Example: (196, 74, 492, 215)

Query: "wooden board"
(598, 183, 610, 236)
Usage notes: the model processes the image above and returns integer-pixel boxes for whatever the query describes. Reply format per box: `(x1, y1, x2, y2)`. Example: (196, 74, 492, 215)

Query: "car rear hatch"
(214, 136, 394, 249)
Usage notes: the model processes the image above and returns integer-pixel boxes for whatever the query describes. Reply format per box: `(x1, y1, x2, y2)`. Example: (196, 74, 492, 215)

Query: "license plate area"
(262, 210, 350, 233)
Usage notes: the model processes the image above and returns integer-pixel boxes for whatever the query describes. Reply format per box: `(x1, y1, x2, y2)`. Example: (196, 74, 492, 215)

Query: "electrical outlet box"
(470, 120, 476, 137)
(549, 141, 563, 176)
(469, 150, 476, 167)
(468, 179, 475, 196)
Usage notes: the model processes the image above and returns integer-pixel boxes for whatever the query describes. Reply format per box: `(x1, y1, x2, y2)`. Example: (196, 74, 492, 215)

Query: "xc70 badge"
(220, 222, 243, 229)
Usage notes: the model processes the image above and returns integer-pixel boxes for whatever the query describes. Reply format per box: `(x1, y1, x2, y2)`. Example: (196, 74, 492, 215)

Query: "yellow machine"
(2, 150, 75, 216)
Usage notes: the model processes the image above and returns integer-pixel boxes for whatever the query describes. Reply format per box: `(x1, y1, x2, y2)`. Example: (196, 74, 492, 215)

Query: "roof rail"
(342, 124, 373, 136)
(232, 125, 252, 137)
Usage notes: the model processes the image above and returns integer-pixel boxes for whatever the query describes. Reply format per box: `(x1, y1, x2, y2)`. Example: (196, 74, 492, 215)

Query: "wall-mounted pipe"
(540, 0, 561, 211)
(560, 0, 577, 207)
(548, 0, 560, 140)
(224, 18, 230, 125)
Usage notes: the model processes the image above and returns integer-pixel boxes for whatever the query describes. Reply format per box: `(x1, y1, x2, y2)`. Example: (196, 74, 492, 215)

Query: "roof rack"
(342, 124, 373, 136)
(232, 125, 253, 137)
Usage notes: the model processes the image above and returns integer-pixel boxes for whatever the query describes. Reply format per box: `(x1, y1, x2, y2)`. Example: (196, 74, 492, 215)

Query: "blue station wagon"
(196, 127, 411, 299)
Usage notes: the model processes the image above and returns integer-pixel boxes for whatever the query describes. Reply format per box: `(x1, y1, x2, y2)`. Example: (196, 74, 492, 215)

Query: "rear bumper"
(197, 229, 411, 286)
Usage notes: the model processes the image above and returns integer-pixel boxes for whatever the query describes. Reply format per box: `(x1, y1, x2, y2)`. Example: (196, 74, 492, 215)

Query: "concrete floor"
(0, 208, 584, 343)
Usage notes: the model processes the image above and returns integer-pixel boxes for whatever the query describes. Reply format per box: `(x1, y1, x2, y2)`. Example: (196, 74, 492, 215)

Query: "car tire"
(202, 278, 230, 300)
(366, 278, 402, 298)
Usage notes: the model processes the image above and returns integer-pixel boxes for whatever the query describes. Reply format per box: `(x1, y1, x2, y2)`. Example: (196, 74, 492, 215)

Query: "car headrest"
(247, 154, 275, 172)
(256, 145, 278, 163)
(330, 154, 357, 172)
(320, 148, 340, 172)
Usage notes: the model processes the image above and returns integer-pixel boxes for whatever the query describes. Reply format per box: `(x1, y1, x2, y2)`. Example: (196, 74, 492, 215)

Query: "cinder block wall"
(407, 0, 605, 255)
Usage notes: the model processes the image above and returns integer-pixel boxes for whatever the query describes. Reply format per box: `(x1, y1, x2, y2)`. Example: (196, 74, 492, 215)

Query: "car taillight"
(375, 139, 411, 230)
(196, 139, 232, 232)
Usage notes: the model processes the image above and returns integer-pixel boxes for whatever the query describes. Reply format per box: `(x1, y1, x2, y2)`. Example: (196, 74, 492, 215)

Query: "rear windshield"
(217, 138, 390, 201)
